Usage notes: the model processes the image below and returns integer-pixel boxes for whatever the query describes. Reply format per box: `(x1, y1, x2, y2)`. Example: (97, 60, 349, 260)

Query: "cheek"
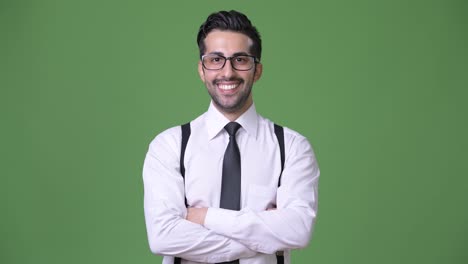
(201, 72, 214, 84)
(244, 72, 256, 82)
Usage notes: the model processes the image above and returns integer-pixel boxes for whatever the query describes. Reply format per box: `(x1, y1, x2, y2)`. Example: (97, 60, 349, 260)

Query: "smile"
(217, 83, 240, 90)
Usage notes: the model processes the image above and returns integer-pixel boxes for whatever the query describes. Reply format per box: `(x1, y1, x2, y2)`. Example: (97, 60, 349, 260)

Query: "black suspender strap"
(274, 124, 285, 187)
(175, 123, 191, 264)
(180, 122, 191, 179)
(176, 122, 285, 264)
(180, 122, 190, 208)
(276, 251, 285, 264)
(274, 124, 285, 264)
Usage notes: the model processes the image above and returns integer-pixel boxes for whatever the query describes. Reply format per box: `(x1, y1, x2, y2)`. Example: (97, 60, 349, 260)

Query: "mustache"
(212, 78, 244, 85)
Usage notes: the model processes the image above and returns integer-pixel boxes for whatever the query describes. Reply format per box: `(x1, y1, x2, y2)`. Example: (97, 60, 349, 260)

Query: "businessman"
(143, 10, 320, 264)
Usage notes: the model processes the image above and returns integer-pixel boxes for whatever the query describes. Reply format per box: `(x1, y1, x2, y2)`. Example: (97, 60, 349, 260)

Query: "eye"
(234, 56, 249, 64)
(209, 56, 223, 64)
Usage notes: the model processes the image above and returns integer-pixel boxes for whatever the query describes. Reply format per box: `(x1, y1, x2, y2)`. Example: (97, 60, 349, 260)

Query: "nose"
(220, 58, 235, 78)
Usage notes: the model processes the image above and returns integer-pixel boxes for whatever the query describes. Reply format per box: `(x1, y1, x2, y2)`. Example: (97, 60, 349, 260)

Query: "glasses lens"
(231, 55, 255, 70)
(202, 55, 225, 70)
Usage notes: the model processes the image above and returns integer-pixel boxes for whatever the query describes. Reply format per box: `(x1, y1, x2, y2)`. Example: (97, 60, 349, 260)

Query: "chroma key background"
(1, 0, 467, 263)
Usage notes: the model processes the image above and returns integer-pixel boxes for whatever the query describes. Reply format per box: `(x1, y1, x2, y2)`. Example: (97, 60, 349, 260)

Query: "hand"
(186, 207, 208, 225)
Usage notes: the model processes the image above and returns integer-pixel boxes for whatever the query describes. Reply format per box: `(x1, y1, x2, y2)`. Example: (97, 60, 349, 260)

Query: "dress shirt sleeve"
(204, 134, 320, 254)
(143, 129, 257, 262)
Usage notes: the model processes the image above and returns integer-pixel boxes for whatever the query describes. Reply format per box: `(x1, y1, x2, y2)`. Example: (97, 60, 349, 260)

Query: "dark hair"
(197, 10, 262, 61)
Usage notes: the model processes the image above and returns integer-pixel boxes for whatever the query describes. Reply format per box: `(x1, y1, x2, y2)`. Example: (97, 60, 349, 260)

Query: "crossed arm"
(143, 131, 320, 262)
(186, 207, 209, 225)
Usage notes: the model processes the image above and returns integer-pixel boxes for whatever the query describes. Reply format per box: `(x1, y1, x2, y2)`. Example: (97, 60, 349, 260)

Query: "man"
(143, 10, 320, 264)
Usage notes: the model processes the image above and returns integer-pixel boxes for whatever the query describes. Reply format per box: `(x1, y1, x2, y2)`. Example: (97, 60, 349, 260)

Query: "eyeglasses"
(201, 54, 258, 71)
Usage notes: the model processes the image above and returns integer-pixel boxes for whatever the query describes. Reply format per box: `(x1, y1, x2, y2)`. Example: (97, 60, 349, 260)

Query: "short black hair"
(197, 10, 262, 61)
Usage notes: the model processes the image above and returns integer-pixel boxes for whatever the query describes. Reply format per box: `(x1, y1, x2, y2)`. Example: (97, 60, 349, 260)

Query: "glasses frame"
(201, 54, 259, 71)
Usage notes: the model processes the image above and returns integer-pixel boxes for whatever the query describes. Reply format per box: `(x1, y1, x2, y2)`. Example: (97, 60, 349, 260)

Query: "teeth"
(218, 84, 238, 90)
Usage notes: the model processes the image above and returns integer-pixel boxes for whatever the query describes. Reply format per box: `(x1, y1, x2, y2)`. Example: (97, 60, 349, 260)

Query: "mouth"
(217, 83, 240, 90)
(215, 79, 243, 92)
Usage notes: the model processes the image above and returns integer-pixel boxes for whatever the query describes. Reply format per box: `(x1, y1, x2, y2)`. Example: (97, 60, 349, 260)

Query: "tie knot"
(224, 122, 241, 137)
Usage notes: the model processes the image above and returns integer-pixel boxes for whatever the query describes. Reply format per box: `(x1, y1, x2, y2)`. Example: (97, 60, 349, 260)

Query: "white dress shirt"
(143, 102, 320, 264)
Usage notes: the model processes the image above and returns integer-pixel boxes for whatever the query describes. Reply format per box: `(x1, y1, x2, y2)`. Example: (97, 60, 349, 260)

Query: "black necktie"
(220, 122, 242, 211)
(219, 122, 241, 264)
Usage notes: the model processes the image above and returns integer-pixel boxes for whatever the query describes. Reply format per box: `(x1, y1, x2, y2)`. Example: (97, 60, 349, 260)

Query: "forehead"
(203, 30, 253, 54)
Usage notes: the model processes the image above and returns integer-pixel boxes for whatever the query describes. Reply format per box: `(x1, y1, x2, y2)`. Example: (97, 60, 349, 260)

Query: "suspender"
(175, 123, 190, 264)
(176, 122, 285, 264)
(180, 123, 191, 179)
(273, 123, 285, 264)
(274, 124, 285, 187)
(180, 123, 191, 207)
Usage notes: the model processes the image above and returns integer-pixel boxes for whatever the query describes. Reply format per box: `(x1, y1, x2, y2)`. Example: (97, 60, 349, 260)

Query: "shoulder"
(258, 115, 316, 156)
(257, 115, 309, 141)
(282, 126, 308, 144)
(282, 126, 315, 156)
(147, 126, 182, 157)
(146, 112, 206, 155)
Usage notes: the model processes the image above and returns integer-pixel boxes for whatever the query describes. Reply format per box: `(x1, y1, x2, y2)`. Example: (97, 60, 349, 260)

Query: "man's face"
(198, 30, 262, 115)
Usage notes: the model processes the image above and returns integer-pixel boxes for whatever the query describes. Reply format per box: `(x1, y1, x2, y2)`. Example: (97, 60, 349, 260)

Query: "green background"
(2, 0, 467, 263)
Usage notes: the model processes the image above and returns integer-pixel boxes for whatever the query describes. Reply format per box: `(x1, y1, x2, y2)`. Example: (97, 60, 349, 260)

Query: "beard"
(207, 77, 253, 114)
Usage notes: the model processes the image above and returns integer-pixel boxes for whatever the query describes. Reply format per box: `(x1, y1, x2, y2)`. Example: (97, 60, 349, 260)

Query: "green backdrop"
(2, 0, 467, 263)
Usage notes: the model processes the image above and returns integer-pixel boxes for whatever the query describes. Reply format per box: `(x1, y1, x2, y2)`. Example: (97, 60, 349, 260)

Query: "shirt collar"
(205, 101, 258, 140)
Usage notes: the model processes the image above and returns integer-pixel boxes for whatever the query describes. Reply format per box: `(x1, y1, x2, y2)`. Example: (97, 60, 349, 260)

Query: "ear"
(253, 63, 263, 82)
(198, 61, 205, 82)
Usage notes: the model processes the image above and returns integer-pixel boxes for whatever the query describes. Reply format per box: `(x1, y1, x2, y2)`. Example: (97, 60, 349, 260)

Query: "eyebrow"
(207, 51, 251, 57)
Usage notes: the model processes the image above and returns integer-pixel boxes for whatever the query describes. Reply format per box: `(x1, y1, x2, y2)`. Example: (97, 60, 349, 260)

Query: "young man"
(143, 10, 320, 264)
